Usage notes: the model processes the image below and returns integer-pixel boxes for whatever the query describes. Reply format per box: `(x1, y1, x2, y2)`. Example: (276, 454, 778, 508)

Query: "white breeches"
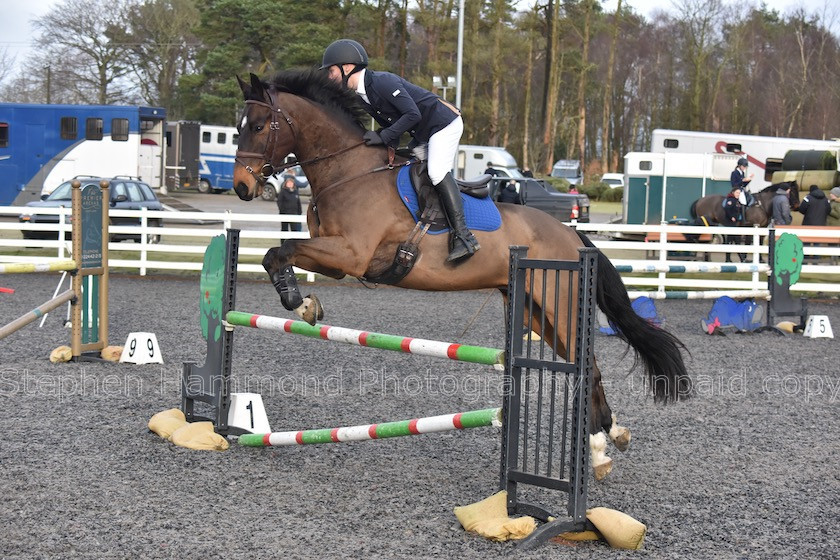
(427, 116, 463, 185)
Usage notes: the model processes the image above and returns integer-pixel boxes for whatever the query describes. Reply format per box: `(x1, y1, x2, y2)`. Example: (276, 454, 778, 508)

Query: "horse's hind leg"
(519, 291, 629, 481)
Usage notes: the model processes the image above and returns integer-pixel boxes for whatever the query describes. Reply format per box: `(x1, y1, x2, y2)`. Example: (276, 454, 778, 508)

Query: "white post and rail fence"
(2, 206, 839, 297)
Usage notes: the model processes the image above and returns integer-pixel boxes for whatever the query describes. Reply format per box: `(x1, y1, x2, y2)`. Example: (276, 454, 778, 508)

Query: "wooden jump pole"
(239, 407, 502, 447)
(225, 311, 505, 368)
(0, 180, 108, 359)
(0, 260, 77, 274)
(0, 289, 76, 340)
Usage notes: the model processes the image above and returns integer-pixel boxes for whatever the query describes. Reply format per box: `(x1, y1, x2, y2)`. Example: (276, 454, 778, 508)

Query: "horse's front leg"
(263, 237, 372, 325)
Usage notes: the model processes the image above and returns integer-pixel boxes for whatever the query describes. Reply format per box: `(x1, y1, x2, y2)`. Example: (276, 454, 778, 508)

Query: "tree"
(600, 0, 621, 172)
(32, 0, 137, 104)
(125, 0, 201, 112)
(179, 0, 345, 124)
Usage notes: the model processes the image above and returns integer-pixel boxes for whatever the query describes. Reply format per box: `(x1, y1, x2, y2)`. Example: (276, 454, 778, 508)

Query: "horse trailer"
(456, 145, 519, 180)
(0, 103, 166, 206)
(622, 151, 740, 225)
(165, 121, 200, 191)
(198, 124, 239, 193)
(650, 129, 840, 191)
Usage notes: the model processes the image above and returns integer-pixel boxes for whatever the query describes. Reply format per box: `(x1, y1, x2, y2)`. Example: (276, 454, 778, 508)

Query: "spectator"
(276, 176, 302, 235)
(483, 163, 500, 177)
(520, 167, 534, 178)
(497, 181, 522, 204)
(797, 184, 830, 226)
(827, 187, 840, 227)
(771, 183, 792, 225)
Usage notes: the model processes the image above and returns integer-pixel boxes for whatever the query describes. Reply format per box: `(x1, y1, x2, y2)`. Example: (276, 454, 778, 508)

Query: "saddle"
(361, 161, 494, 286)
(408, 161, 489, 230)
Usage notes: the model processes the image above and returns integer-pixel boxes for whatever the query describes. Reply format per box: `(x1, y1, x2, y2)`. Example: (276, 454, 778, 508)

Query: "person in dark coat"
(771, 183, 793, 225)
(497, 181, 522, 204)
(276, 177, 302, 233)
(797, 184, 830, 226)
(321, 39, 479, 263)
(723, 186, 746, 262)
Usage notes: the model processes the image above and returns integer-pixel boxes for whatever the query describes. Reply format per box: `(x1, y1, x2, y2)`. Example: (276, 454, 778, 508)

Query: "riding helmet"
(321, 39, 369, 70)
(737, 157, 748, 166)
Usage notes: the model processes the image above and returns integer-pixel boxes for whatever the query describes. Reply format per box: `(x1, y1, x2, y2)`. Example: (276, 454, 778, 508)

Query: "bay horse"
(232, 70, 691, 480)
(690, 182, 801, 227)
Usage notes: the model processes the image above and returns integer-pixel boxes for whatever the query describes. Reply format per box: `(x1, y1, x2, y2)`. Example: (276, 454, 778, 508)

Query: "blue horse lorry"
(0, 103, 167, 206)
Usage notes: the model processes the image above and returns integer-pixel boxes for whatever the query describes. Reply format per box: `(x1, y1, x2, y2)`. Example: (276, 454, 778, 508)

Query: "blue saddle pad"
(396, 165, 501, 234)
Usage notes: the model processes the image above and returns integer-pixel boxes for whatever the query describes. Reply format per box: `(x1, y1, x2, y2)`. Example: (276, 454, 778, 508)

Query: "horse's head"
(233, 74, 296, 201)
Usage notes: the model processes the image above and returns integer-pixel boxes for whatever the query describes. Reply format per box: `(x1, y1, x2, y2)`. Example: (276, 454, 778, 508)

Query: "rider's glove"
(363, 130, 385, 146)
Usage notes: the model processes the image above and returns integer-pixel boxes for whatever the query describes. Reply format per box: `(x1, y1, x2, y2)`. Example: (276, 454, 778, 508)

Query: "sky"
(1, 0, 838, 79)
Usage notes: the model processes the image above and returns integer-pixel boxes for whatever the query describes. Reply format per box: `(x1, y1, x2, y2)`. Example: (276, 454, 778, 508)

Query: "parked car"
(19, 176, 164, 243)
(550, 159, 583, 186)
(489, 173, 590, 223)
(262, 165, 311, 201)
(600, 172, 625, 189)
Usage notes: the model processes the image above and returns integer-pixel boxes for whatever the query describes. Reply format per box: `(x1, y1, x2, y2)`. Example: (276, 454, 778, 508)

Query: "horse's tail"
(576, 230, 692, 401)
(689, 200, 698, 219)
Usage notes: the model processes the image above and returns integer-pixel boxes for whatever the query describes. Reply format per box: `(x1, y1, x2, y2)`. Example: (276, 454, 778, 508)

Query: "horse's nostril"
(234, 182, 253, 201)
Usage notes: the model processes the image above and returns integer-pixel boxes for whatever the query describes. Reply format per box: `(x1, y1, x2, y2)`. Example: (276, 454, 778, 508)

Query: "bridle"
(234, 92, 411, 207)
(234, 99, 296, 184)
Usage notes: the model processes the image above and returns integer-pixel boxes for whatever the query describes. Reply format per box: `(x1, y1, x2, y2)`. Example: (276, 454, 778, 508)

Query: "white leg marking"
(608, 413, 631, 452)
(590, 432, 613, 481)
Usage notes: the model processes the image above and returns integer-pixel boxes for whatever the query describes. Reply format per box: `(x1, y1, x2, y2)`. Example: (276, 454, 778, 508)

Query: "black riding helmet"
(321, 39, 368, 88)
(321, 39, 368, 69)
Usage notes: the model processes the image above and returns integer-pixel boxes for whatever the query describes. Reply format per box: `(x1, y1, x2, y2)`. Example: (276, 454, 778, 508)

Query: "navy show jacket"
(361, 70, 460, 147)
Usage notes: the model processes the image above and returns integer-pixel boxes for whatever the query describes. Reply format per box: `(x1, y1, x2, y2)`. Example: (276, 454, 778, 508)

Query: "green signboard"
(80, 184, 103, 268)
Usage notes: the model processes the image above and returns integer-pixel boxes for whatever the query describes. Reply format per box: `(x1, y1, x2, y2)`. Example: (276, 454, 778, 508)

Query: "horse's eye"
(255, 125, 264, 132)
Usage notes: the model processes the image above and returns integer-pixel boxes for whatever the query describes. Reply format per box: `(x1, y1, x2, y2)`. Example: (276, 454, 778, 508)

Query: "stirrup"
(447, 232, 480, 263)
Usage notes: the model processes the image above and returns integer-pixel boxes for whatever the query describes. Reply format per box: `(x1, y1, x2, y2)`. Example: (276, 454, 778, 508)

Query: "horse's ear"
(249, 73, 270, 103)
(236, 75, 251, 99)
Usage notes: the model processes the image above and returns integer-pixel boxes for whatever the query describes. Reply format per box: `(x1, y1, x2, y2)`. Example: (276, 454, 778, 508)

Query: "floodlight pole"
(456, 0, 464, 108)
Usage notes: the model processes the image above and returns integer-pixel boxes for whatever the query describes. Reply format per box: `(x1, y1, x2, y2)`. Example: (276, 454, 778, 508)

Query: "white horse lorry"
(618, 129, 840, 228)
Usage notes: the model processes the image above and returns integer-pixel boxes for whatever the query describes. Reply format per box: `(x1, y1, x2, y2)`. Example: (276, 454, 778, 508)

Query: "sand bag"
(454, 490, 536, 542)
(148, 408, 188, 440)
(170, 421, 229, 451)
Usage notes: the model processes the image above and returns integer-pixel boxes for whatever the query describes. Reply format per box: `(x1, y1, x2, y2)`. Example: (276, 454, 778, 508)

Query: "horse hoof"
(305, 294, 324, 320)
(613, 427, 631, 452)
(593, 458, 613, 481)
(295, 294, 324, 325)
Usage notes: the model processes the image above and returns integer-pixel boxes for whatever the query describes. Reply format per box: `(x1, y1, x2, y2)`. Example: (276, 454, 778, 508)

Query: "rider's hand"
(363, 130, 385, 146)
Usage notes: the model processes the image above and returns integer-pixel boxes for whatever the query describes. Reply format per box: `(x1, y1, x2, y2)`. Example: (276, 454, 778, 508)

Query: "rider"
(320, 39, 480, 263)
(731, 157, 755, 207)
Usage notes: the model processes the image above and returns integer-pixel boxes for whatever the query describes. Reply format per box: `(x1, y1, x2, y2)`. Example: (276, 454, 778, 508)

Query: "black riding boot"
(434, 172, 480, 262)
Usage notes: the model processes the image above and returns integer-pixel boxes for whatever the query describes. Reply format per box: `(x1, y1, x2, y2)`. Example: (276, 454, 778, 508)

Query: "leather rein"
(234, 97, 410, 208)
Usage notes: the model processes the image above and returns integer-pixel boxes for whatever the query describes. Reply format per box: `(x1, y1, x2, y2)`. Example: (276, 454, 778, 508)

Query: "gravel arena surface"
(1, 271, 838, 559)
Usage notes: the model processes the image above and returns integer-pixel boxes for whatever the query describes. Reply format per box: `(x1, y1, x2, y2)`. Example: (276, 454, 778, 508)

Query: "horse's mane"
(267, 69, 367, 131)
